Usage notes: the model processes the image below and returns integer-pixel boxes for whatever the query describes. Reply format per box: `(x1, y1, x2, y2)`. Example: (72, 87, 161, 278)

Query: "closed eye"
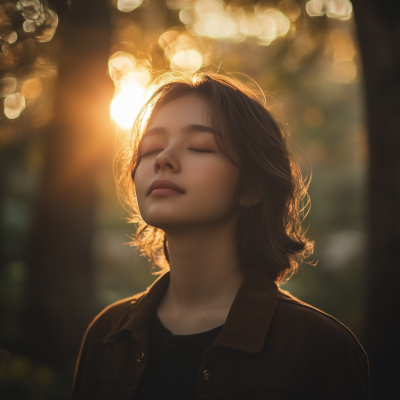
(188, 148, 214, 153)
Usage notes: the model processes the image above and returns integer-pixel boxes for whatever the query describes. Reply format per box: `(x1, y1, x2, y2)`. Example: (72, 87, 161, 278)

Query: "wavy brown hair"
(118, 71, 313, 283)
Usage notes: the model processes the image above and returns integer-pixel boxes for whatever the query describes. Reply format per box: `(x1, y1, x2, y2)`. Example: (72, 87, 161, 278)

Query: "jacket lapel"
(214, 266, 279, 353)
(100, 272, 170, 344)
(101, 267, 278, 354)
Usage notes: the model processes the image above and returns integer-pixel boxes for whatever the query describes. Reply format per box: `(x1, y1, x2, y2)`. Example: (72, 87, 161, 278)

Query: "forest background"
(0, 0, 399, 399)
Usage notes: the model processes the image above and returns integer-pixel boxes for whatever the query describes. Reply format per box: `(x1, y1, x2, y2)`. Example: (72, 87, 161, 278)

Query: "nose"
(154, 149, 180, 174)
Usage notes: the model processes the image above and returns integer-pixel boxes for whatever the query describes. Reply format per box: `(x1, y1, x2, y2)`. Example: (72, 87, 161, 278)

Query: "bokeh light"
(239, 14, 262, 37)
(109, 53, 137, 87)
(279, 0, 301, 22)
(21, 77, 42, 101)
(197, 13, 238, 38)
(6, 31, 18, 44)
(36, 10, 59, 42)
(117, 0, 143, 12)
(23, 20, 37, 33)
(158, 30, 180, 49)
(195, 0, 225, 16)
(16, 0, 42, 19)
(160, 31, 207, 71)
(4, 92, 25, 119)
(170, 49, 203, 72)
(16, 1, 59, 42)
(306, 0, 324, 16)
(109, 52, 151, 130)
(325, 29, 357, 82)
(179, 8, 197, 25)
(173, 0, 293, 45)
(327, 0, 353, 20)
(0, 77, 18, 97)
(306, 0, 353, 20)
(255, 13, 277, 45)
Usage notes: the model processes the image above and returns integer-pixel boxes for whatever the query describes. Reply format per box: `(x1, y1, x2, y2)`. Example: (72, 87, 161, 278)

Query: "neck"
(162, 219, 243, 312)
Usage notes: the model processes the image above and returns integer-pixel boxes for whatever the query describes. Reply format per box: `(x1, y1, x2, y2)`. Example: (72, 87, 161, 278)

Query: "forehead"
(147, 93, 211, 131)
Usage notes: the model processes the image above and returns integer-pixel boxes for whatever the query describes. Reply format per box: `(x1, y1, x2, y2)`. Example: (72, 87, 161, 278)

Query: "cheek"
(190, 159, 239, 204)
(134, 161, 152, 200)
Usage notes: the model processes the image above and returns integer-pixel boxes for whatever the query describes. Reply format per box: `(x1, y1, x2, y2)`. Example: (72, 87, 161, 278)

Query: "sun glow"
(108, 52, 151, 130)
(110, 85, 147, 130)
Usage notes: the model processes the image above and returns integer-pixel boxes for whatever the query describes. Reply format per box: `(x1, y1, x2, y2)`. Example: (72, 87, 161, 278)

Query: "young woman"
(71, 72, 370, 399)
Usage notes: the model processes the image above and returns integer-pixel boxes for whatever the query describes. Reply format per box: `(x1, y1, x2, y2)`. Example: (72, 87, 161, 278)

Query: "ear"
(239, 194, 262, 207)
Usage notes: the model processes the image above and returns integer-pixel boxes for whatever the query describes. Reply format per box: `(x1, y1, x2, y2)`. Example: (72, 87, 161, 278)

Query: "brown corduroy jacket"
(71, 267, 370, 399)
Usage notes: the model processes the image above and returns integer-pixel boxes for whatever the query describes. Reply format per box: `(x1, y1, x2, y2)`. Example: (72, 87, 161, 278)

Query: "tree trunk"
(353, 1, 400, 397)
(24, 0, 114, 370)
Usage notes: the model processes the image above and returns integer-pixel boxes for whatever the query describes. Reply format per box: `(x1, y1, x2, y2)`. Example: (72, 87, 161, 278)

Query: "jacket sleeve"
(349, 336, 371, 399)
(70, 324, 92, 400)
(315, 330, 371, 399)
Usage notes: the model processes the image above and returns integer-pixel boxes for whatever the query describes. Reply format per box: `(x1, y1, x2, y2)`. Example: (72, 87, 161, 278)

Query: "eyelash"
(141, 148, 214, 157)
(188, 148, 214, 153)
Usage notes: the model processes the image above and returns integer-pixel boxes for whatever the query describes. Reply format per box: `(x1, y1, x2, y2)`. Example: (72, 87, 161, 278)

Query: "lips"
(148, 179, 185, 196)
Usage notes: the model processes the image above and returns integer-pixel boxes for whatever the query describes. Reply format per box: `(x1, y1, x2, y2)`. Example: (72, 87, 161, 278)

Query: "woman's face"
(134, 93, 240, 231)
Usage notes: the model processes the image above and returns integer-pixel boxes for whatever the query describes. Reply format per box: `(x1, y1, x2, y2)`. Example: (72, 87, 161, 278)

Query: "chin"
(140, 202, 189, 225)
(141, 212, 184, 230)
(142, 212, 208, 232)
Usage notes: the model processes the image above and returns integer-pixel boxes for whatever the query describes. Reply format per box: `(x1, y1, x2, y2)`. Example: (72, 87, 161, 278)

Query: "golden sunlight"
(110, 86, 147, 130)
(108, 52, 151, 130)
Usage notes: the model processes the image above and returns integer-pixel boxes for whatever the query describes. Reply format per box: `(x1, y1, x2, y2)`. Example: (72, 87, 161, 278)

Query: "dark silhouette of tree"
(24, 0, 114, 370)
(353, 0, 400, 398)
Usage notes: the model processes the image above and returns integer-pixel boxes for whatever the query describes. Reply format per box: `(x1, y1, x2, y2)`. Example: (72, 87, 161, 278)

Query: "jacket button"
(203, 370, 210, 380)
(137, 352, 144, 362)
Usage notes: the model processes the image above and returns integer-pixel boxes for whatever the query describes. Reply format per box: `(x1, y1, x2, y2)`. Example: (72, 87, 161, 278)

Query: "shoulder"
(275, 288, 369, 363)
(262, 289, 371, 398)
(93, 291, 146, 326)
(277, 289, 357, 336)
(85, 290, 147, 341)
(83, 272, 170, 343)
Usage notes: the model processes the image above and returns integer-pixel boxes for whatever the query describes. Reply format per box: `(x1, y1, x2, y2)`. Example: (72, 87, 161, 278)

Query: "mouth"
(148, 179, 185, 196)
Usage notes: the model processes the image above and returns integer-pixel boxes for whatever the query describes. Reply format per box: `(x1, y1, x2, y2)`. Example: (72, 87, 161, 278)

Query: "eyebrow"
(183, 124, 219, 136)
(143, 124, 219, 138)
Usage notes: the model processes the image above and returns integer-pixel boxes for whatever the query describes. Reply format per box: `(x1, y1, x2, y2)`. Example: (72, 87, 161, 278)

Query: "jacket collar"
(103, 267, 279, 353)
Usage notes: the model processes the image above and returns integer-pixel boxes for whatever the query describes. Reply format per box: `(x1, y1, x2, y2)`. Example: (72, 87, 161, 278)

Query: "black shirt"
(133, 312, 224, 400)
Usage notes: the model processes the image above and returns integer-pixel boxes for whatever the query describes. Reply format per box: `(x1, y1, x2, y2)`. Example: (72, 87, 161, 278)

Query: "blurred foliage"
(0, 349, 72, 399)
(0, 0, 367, 398)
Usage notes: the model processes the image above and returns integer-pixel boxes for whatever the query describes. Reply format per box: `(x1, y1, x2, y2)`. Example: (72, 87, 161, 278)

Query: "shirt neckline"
(152, 311, 225, 338)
